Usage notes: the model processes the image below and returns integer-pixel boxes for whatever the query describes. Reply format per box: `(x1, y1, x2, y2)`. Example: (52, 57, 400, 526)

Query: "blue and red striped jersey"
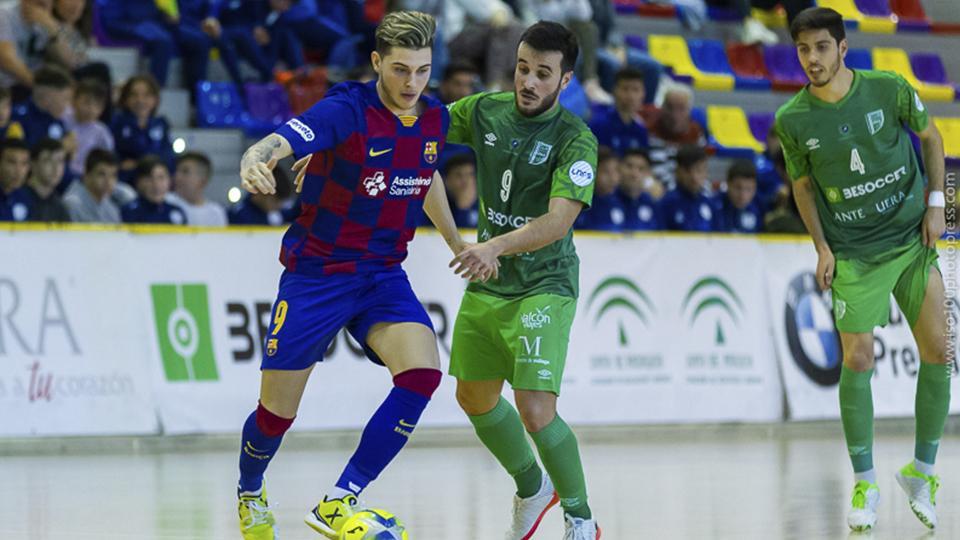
(274, 80, 449, 275)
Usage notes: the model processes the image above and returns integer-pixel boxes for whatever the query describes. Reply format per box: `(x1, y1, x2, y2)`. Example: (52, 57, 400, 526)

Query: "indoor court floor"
(3, 422, 958, 540)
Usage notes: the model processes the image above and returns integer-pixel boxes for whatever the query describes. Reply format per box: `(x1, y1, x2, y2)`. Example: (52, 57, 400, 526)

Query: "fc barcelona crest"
(866, 109, 884, 135)
(424, 141, 438, 164)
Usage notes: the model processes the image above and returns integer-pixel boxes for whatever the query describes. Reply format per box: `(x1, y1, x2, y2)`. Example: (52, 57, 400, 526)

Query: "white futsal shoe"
(563, 513, 601, 540)
(505, 474, 559, 540)
(847, 480, 880, 532)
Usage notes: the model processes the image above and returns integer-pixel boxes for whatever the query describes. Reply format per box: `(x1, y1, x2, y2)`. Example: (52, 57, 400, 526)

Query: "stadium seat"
(559, 76, 589, 120)
(817, 0, 896, 33)
(244, 83, 293, 131)
(763, 45, 807, 91)
(284, 68, 329, 116)
(750, 6, 788, 28)
(707, 105, 765, 157)
(845, 48, 874, 71)
(725, 43, 772, 90)
(748, 112, 776, 144)
(871, 48, 956, 101)
(889, 0, 932, 31)
(647, 35, 734, 91)
(196, 82, 274, 137)
(933, 117, 960, 164)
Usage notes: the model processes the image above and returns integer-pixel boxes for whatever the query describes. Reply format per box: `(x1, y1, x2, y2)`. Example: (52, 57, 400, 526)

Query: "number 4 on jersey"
(850, 148, 865, 175)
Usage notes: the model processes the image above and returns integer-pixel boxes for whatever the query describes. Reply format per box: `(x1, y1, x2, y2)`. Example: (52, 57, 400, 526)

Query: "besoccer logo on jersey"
(423, 141, 438, 164)
(363, 171, 387, 196)
(150, 284, 218, 382)
(784, 272, 841, 386)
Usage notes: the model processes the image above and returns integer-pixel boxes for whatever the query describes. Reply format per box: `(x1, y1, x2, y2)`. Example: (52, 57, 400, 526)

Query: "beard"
(808, 57, 841, 88)
(515, 81, 562, 118)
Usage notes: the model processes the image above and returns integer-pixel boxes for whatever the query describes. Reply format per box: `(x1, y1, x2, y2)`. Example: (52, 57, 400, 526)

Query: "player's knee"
(255, 401, 295, 437)
(843, 347, 875, 372)
(516, 400, 556, 433)
(918, 341, 949, 365)
(393, 368, 442, 399)
(455, 383, 498, 416)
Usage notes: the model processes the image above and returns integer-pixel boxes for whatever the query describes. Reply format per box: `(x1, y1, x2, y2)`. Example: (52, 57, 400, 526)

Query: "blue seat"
(845, 48, 873, 71)
(196, 81, 274, 137)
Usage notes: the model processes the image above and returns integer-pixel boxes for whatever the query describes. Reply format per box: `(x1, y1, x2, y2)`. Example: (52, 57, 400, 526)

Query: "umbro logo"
(806, 138, 820, 150)
(484, 133, 497, 147)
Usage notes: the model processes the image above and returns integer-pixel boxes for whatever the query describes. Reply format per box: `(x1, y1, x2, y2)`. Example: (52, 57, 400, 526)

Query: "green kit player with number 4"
(438, 21, 600, 540)
(776, 7, 951, 533)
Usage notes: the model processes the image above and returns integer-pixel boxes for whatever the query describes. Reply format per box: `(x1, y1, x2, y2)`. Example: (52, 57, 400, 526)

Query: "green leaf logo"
(681, 276, 745, 345)
(587, 276, 656, 346)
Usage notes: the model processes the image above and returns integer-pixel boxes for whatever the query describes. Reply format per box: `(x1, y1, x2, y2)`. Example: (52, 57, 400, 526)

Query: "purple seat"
(625, 35, 646, 52)
(244, 83, 292, 129)
(748, 112, 775, 144)
(197, 81, 274, 137)
(854, 0, 892, 17)
(910, 52, 950, 85)
(764, 45, 807, 86)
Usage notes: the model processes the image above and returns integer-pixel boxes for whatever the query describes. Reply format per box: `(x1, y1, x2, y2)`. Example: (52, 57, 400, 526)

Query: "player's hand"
(291, 155, 312, 193)
(450, 242, 501, 282)
(815, 247, 835, 291)
(241, 157, 278, 194)
(202, 17, 222, 39)
(922, 207, 946, 248)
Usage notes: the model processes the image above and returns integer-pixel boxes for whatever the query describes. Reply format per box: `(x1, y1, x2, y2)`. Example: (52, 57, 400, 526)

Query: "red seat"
(890, 0, 926, 21)
(637, 3, 677, 17)
(725, 43, 770, 80)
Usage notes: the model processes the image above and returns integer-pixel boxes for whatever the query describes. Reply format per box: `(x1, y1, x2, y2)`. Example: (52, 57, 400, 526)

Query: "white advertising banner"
(764, 238, 960, 420)
(0, 231, 159, 436)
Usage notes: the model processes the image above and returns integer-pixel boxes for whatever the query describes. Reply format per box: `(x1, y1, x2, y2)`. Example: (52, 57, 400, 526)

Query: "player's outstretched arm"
(239, 134, 293, 195)
(916, 122, 946, 247)
(792, 175, 835, 290)
(450, 197, 582, 279)
(423, 171, 466, 255)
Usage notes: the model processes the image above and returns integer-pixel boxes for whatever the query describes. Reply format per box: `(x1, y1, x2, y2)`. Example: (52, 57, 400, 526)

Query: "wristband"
(928, 190, 945, 208)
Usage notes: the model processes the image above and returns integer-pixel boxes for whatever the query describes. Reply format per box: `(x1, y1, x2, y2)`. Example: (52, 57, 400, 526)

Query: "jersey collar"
(803, 68, 862, 109)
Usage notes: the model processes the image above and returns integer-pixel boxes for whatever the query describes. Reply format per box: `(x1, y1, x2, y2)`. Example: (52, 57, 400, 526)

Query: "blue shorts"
(261, 267, 434, 370)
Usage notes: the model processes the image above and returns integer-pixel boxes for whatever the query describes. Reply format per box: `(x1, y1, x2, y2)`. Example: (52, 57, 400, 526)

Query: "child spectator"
(764, 151, 807, 234)
(112, 75, 174, 185)
(216, 0, 274, 83)
(50, 0, 113, 98)
(0, 138, 31, 221)
(66, 79, 114, 177)
(0, 0, 75, 89)
(0, 86, 24, 140)
(617, 148, 661, 231)
(11, 65, 73, 147)
(121, 156, 186, 224)
(577, 146, 624, 231)
(658, 145, 715, 232)
(443, 152, 478, 228)
(437, 61, 479, 105)
(229, 165, 291, 226)
(24, 137, 69, 221)
(63, 149, 121, 223)
(714, 159, 763, 233)
(589, 67, 649, 157)
(168, 151, 227, 226)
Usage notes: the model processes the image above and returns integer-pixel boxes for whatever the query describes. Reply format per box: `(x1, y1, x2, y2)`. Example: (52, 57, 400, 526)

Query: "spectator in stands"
(265, 0, 376, 73)
(168, 151, 227, 226)
(617, 148, 661, 231)
(438, 61, 480, 105)
(642, 82, 706, 184)
(764, 151, 806, 234)
(63, 148, 120, 223)
(755, 125, 785, 210)
(442, 152, 479, 228)
(112, 75, 175, 185)
(229, 165, 291, 225)
(215, 0, 274, 83)
(0, 138, 31, 221)
(707, 0, 813, 45)
(592, 0, 662, 104)
(589, 67, 649, 157)
(175, 0, 260, 89)
(0, 0, 74, 93)
(50, 0, 112, 100)
(658, 145, 715, 232)
(713, 159, 763, 233)
(66, 79, 114, 178)
(0, 86, 24, 140)
(121, 156, 187, 224)
(99, 0, 213, 93)
(11, 65, 73, 148)
(24, 137, 69, 221)
(576, 146, 624, 231)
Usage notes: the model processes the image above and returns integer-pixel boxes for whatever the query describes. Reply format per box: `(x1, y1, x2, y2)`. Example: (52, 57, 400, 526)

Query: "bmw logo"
(785, 272, 842, 386)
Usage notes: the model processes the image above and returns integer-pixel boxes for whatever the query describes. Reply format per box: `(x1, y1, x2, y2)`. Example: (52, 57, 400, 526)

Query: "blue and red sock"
(334, 368, 441, 495)
(238, 402, 294, 494)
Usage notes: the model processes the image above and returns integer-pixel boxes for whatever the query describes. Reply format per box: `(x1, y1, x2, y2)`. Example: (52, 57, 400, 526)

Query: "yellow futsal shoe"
(304, 493, 361, 538)
(238, 489, 277, 540)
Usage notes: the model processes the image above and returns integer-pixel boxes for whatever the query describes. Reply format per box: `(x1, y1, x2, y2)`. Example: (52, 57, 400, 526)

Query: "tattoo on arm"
(243, 136, 282, 166)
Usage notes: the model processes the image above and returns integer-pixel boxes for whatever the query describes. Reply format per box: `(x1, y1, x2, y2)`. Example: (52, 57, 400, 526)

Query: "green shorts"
(832, 238, 939, 333)
(449, 291, 576, 394)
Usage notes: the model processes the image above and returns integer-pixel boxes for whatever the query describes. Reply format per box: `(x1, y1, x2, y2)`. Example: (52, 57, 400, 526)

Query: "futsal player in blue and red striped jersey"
(234, 11, 495, 540)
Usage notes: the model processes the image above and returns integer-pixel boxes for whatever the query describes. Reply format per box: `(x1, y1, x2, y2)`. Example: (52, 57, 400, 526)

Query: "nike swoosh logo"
(369, 147, 393, 157)
(398, 419, 416, 428)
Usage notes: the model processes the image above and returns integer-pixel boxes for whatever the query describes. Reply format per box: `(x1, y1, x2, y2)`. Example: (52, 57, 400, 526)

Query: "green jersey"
(775, 70, 930, 258)
(447, 92, 597, 299)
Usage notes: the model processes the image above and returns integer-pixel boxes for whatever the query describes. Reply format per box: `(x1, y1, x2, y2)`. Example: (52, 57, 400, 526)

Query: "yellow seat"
(933, 118, 960, 158)
(647, 35, 734, 91)
(817, 0, 896, 33)
(872, 48, 956, 102)
(707, 106, 765, 153)
(751, 7, 788, 29)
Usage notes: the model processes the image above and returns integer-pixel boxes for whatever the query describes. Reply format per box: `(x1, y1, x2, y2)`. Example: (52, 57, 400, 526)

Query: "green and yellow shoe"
(238, 488, 277, 540)
(847, 480, 880, 532)
(304, 493, 360, 539)
(896, 462, 940, 529)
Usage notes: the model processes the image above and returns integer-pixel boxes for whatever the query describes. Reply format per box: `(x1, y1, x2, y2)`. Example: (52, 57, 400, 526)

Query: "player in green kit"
(776, 7, 950, 532)
(441, 21, 600, 540)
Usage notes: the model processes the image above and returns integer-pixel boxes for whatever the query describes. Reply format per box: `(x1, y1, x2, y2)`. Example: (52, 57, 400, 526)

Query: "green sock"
(839, 365, 875, 473)
(468, 397, 542, 498)
(915, 361, 952, 465)
(529, 415, 591, 519)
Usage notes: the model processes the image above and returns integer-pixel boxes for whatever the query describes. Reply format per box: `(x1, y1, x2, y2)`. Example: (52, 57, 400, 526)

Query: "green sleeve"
(550, 128, 597, 208)
(774, 112, 810, 181)
(446, 93, 485, 146)
(894, 74, 929, 133)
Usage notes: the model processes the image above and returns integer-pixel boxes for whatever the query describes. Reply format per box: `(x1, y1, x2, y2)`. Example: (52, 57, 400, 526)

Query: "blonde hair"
(376, 11, 436, 55)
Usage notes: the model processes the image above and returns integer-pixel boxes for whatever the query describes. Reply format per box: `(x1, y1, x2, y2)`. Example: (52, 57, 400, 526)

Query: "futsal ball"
(339, 509, 409, 540)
